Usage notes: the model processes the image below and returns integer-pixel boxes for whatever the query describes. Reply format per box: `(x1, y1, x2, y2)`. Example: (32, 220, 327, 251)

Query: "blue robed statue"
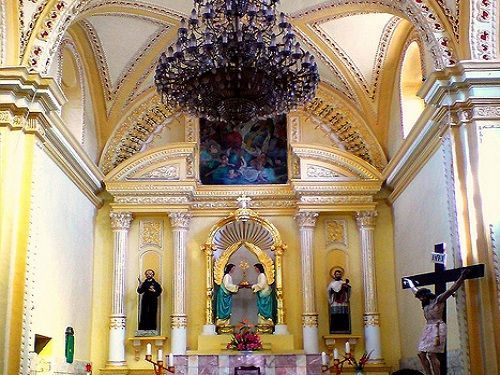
(215, 262, 276, 332)
(251, 263, 275, 327)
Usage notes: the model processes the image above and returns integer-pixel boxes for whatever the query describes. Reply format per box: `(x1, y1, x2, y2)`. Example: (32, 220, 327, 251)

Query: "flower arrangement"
(226, 320, 263, 351)
(347, 351, 371, 371)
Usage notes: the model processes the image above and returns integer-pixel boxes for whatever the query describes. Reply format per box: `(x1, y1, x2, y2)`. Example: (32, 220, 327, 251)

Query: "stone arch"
(468, 0, 497, 60)
(58, 39, 86, 144)
(25, 0, 458, 75)
(291, 0, 459, 69)
(100, 81, 388, 174)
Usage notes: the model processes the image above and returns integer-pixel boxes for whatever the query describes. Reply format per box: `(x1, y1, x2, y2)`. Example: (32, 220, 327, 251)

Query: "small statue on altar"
(251, 263, 275, 331)
(137, 269, 162, 332)
(216, 263, 240, 327)
(327, 267, 351, 334)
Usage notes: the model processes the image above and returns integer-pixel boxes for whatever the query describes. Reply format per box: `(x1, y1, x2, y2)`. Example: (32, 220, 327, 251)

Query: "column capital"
(110, 211, 133, 231)
(355, 211, 377, 229)
(295, 211, 319, 228)
(169, 212, 192, 229)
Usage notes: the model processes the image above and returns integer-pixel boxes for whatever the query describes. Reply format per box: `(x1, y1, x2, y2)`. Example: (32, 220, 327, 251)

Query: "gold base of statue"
(197, 333, 296, 353)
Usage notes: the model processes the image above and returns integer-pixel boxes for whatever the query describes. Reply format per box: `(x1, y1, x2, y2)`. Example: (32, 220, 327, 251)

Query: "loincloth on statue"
(418, 319, 446, 353)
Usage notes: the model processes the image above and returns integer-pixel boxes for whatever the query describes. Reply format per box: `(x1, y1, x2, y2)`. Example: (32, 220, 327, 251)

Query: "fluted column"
(169, 212, 192, 354)
(356, 211, 383, 363)
(295, 211, 319, 353)
(108, 211, 133, 367)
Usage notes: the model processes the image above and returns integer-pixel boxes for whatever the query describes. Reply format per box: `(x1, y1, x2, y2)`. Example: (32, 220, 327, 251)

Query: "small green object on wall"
(65, 327, 75, 363)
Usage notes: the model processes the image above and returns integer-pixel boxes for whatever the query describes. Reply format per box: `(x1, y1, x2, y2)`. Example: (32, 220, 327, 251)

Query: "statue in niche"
(215, 263, 240, 328)
(327, 267, 351, 333)
(137, 269, 162, 333)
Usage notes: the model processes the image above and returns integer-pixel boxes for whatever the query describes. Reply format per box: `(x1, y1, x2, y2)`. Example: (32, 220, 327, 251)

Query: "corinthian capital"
(110, 211, 133, 230)
(169, 212, 192, 229)
(295, 211, 319, 228)
(355, 211, 377, 229)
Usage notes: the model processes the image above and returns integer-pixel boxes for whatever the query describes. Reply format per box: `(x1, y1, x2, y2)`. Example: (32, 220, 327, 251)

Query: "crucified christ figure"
(403, 269, 469, 375)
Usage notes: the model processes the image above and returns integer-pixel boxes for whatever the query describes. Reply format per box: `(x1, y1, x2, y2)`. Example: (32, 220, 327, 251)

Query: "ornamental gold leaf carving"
(325, 219, 347, 247)
(140, 221, 162, 248)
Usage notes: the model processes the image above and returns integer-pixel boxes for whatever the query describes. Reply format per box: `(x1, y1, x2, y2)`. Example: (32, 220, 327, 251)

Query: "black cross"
(401, 243, 484, 375)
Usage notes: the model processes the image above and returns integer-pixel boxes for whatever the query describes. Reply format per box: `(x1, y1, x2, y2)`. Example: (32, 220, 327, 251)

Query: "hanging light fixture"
(154, 0, 319, 124)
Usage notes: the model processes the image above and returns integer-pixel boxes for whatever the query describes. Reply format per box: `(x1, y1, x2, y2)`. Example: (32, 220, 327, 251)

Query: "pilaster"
(108, 211, 133, 367)
(169, 212, 191, 354)
(356, 210, 383, 363)
(295, 211, 319, 353)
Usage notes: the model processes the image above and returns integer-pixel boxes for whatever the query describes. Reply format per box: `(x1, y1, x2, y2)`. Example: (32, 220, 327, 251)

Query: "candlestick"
(145, 353, 175, 374)
(168, 353, 174, 367)
(146, 343, 152, 356)
(345, 341, 350, 354)
(334, 348, 339, 360)
(321, 351, 328, 366)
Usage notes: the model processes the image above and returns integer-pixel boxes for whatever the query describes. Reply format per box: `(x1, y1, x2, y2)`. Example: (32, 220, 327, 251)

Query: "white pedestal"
(303, 326, 319, 353)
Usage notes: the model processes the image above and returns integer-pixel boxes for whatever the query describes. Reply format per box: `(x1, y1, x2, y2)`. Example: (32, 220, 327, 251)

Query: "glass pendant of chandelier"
(155, 0, 319, 124)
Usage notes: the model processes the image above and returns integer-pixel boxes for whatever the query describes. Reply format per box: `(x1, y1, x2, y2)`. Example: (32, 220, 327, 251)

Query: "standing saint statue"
(251, 263, 275, 329)
(216, 263, 240, 327)
(327, 267, 351, 333)
(137, 269, 162, 331)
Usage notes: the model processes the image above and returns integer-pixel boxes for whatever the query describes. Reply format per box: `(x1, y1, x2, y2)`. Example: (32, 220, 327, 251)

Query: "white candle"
(168, 353, 174, 367)
(345, 341, 350, 354)
(146, 343, 152, 356)
(334, 348, 339, 360)
(157, 349, 163, 361)
(321, 352, 328, 366)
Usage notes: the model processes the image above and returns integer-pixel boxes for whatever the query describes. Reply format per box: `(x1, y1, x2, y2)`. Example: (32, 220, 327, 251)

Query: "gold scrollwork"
(171, 315, 187, 328)
(302, 314, 319, 327)
(110, 317, 126, 329)
(363, 313, 380, 327)
(213, 241, 275, 285)
(141, 220, 162, 247)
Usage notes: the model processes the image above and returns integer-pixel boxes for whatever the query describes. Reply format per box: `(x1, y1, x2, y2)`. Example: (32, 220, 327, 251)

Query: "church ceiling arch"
(20, 0, 461, 76)
(99, 82, 387, 175)
(290, 0, 458, 72)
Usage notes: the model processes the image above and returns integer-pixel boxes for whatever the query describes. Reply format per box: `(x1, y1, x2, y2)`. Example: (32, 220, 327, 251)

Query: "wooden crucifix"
(401, 243, 484, 375)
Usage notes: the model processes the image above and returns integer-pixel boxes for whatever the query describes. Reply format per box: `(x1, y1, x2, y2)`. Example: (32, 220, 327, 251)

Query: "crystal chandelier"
(155, 0, 319, 124)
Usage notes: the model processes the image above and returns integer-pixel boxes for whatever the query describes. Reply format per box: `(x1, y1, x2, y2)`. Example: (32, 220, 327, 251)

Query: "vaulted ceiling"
(27, 0, 468, 173)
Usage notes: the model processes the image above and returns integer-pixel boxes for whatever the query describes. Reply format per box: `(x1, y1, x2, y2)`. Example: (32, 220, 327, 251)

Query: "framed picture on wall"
(199, 115, 288, 185)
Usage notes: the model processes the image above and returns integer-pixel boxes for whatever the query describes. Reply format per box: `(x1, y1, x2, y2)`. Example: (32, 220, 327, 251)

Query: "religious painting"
(199, 115, 288, 185)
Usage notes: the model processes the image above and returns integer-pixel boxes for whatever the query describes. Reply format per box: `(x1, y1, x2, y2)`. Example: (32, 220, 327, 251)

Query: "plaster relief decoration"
(325, 219, 348, 248)
(306, 165, 341, 180)
(132, 164, 180, 181)
(140, 220, 163, 249)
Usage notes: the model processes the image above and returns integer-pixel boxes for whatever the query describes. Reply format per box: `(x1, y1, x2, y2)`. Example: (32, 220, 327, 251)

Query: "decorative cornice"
(386, 62, 500, 200)
(0, 68, 104, 207)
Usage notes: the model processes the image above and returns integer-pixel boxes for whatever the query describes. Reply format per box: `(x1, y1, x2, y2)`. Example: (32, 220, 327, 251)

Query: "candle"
(345, 341, 350, 354)
(157, 349, 163, 361)
(146, 343, 152, 356)
(168, 353, 174, 367)
(334, 348, 339, 360)
(321, 351, 328, 366)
